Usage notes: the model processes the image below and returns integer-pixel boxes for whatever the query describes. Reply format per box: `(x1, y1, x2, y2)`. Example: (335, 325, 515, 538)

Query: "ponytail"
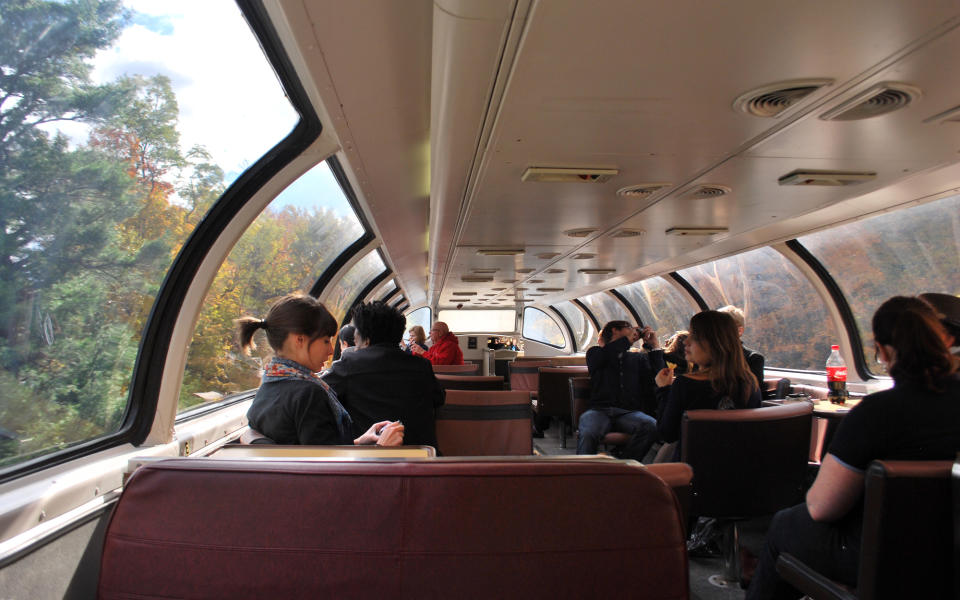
(235, 318, 269, 354)
(234, 293, 337, 355)
(873, 296, 957, 392)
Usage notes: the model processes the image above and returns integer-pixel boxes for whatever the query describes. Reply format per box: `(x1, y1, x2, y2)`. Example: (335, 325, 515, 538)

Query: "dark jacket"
(586, 336, 664, 414)
(322, 343, 442, 448)
(743, 345, 765, 390)
(247, 379, 352, 445)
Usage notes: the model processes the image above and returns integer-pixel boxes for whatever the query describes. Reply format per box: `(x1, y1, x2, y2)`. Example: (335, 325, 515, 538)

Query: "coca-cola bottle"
(826, 345, 848, 405)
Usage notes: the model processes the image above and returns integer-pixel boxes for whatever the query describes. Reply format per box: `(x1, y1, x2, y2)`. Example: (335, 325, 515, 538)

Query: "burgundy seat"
(100, 458, 690, 600)
(537, 366, 589, 448)
(569, 376, 630, 448)
(507, 360, 551, 397)
(436, 389, 532, 456)
(432, 363, 480, 375)
(435, 374, 504, 392)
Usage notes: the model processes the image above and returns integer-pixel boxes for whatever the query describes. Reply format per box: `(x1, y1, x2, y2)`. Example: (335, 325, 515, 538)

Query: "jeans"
(576, 407, 657, 461)
(746, 503, 861, 600)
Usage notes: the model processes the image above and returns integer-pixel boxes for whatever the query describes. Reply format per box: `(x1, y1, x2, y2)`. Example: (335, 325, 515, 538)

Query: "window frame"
(548, 305, 579, 352)
(521, 306, 566, 349)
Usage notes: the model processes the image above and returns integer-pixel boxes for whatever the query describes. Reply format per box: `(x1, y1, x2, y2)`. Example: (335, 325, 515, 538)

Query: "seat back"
(436, 374, 504, 391)
(549, 355, 586, 367)
(508, 360, 551, 392)
(569, 376, 591, 432)
(762, 377, 791, 400)
(681, 402, 812, 518)
(789, 383, 828, 401)
(858, 460, 953, 600)
(537, 366, 589, 420)
(436, 390, 532, 456)
(433, 363, 480, 375)
(101, 458, 690, 600)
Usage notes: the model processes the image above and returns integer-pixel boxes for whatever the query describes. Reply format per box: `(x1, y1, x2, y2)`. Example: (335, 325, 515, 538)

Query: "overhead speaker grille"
(733, 79, 833, 118)
(820, 82, 922, 121)
(688, 185, 731, 199)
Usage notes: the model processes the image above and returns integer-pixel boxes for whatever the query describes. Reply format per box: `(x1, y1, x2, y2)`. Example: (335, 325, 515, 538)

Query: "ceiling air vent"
(564, 227, 599, 238)
(546, 268, 565, 274)
(501, 279, 517, 283)
(611, 228, 645, 238)
(572, 253, 595, 260)
(537, 287, 565, 292)
(778, 169, 876, 186)
(536, 252, 561, 259)
(528, 293, 546, 297)
(820, 82, 922, 121)
(733, 79, 833, 118)
(492, 287, 506, 291)
(688, 184, 731, 199)
(471, 268, 499, 274)
(616, 183, 671, 198)
(528, 279, 544, 283)
(522, 167, 618, 183)
(578, 268, 616, 275)
(484, 293, 497, 296)
(665, 227, 728, 236)
(461, 275, 494, 283)
(452, 291, 477, 296)
(515, 268, 534, 273)
(476, 247, 524, 256)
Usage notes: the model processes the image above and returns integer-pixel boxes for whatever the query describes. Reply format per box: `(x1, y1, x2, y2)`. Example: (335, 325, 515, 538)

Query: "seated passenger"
(663, 330, 692, 376)
(919, 292, 960, 356)
(655, 310, 761, 459)
(402, 325, 428, 354)
(577, 320, 660, 461)
(322, 301, 442, 448)
(338, 323, 358, 356)
(747, 296, 960, 599)
(239, 293, 404, 445)
(411, 321, 464, 365)
(718, 304, 765, 390)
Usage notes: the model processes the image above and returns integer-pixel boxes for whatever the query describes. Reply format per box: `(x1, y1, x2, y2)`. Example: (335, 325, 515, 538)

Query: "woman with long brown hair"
(237, 293, 404, 446)
(747, 296, 960, 599)
(654, 310, 761, 454)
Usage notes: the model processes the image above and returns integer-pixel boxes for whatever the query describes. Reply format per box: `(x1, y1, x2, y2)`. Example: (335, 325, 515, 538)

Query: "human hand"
(355, 420, 394, 445)
(375, 421, 404, 446)
(655, 366, 674, 388)
(410, 344, 424, 355)
(641, 326, 659, 349)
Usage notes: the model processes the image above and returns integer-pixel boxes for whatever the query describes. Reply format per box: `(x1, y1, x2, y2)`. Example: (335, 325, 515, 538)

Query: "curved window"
(178, 162, 367, 411)
(677, 247, 834, 370)
(798, 194, 960, 373)
(325, 251, 387, 326)
(553, 301, 597, 351)
(0, 0, 295, 467)
(404, 307, 432, 338)
(579, 292, 632, 329)
(522, 307, 565, 348)
(615, 278, 698, 342)
(372, 279, 397, 302)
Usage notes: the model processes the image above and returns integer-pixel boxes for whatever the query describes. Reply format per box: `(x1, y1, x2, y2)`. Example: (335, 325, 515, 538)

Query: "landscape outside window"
(0, 0, 296, 466)
(522, 307, 565, 347)
(552, 301, 596, 351)
(578, 292, 632, 330)
(677, 246, 834, 370)
(615, 277, 698, 343)
(324, 251, 387, 327)
(798, 194, 960, 374)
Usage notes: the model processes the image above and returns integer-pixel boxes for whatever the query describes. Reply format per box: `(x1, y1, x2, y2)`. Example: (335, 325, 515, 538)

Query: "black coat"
(322, 343, 442, 448)
(585, 336, 664, 415)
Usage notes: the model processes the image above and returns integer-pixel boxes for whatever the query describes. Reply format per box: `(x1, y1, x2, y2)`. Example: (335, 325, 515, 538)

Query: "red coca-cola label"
(827, 366, 847, 382)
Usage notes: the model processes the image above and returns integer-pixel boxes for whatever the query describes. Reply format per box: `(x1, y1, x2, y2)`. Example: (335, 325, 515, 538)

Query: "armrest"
(775, 553, 856, 600)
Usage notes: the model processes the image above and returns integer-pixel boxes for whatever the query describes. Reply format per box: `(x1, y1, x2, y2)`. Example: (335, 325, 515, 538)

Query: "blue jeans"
(576, 407, 657, 461)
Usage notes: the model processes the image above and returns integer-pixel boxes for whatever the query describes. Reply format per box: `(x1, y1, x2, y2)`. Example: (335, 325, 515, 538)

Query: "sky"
(58, 0, 356, 218)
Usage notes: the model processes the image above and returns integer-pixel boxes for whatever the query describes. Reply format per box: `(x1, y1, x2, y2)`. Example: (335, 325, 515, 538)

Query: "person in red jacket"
(412, 321, 464, 365)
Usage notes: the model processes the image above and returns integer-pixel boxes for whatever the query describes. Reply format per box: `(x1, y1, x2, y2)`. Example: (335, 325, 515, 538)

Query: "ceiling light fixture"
(521, 167, 618, 183)
(476, 248, 525, 256)
(665, 227, 729, 236)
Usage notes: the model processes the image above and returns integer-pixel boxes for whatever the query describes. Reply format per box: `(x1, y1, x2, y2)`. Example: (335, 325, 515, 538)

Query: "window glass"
(404, 307, 432, 340)
(677, 247, 834, 370)
(372, 279, 397, 302)
(325, 252, 387, 326)
(0, 0, 295, 467)
(615, 277, 698, 343)
(522, 307, 565, 347)
(578, 292, 632, 329)
(553, 301, 597, 351)
(798, 194, 960, 373)
(437, 310, 516, 333)
(178, 162, 365, 411)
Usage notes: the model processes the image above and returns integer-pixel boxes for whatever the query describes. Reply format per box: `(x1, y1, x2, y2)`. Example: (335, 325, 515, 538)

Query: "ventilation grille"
(734, 79, 833, 118)
(688, 184, 731, 199)
(563, 227, 598, 238)
(820, 82, 922, 121)
(471, 268, 499, 274)
(528, 279, 544, 283)
(778, 169, 876, 186)
(522, 167, 618, 183)
(452, 291, 477, 296)
(536, 252, 561, 259)
(616, 183, 671, 198)
(578, 268, 616, 275)
(610, 228, 645, 238)
(572, 253, 595, 260)
(546, 268, 565, 274)
(460, 275, 494, 282)
(515, 268, 534, 273)
(537, 287, 564, 292)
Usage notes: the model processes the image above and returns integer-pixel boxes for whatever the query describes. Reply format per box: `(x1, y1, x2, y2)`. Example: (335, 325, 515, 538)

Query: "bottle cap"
(830, 345, 839, 350)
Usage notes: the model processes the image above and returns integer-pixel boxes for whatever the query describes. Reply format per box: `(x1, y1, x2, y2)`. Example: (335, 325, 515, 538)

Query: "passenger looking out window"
(412, 321, 464, 365)
(239, 294, 404, 446)
(746, 296, 960, 599)
(655, 311, 761, 461)
(322, 302, 441, 448)
(718, 305, 765, 390)
(577, 321, 662, 461)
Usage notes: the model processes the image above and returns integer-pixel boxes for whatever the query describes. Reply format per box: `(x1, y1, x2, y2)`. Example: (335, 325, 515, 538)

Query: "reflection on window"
(437, 310, 516, 333)
(799, 194, 960, 373)
(615, 278, 697, 343)
(578, 292, 632, 329)
(0, 0, 295, 467)
(522, 307, 565, 347)
(404, 307, 432, 341)
(178, 162, 366, 411)
(553, 301, 597, 351)
(325, 252, 387, 326)
(677, 247, 834, 370)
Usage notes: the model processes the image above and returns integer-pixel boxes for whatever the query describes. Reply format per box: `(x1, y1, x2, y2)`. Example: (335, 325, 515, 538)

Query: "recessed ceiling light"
(665, 226, 729, 236)
(521, 167, 618, 183)
(564, 228, 599, 238)
(578, 268, 616, 275)
(572, 253, 595, 260)
(536, 252, 561, 259)
(476, 247, 525, 256)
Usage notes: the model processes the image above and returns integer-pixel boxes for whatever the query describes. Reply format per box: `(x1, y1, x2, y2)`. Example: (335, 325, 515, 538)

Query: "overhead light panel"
(452, 291, 478, 296)
(665, 227, 728, 236)
(536, 252, 561, 259)
(611, 228, 645, 238)
(528, 279, 544, 283)
(572, 253, 595, 260)
(501, 279, 517, 283)
(471, 268, 499, 274)
(778, 169, 876, 186)
(476, 247, 525, 256)
(461, 275, 494, 282)
(564, 227, 599, 238)
(522, 167, 618, 183)
(546, 268, 565, 274)
(578, 268, 617, 275)
(515, 268, 534, 273)
(537, 287, 565, 292)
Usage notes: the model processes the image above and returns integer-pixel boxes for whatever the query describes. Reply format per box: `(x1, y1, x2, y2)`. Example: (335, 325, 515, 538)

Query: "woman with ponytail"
(747, 296, 960, 599)
(238, 293, 404, 446)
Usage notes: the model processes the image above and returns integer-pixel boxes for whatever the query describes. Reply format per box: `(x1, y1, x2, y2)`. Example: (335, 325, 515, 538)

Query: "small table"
(763, 398, 861, 460)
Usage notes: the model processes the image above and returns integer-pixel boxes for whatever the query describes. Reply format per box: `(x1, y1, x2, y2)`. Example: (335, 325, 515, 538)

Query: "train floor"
(533, 422, 772, 600)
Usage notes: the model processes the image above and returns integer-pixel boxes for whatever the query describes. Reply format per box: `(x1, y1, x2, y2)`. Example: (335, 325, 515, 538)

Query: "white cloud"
(91, 0, 298, 178)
